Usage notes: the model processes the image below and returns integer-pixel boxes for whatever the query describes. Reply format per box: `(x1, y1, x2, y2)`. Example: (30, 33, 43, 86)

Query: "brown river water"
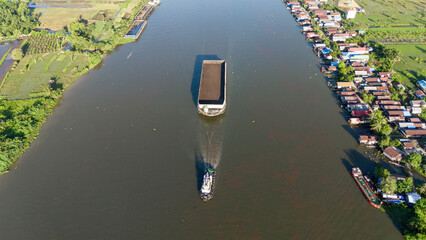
(0, 0, 404, 239)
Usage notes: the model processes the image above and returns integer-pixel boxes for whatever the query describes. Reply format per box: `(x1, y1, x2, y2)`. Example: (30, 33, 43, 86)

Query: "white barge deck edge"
(197, 60, 226, 116)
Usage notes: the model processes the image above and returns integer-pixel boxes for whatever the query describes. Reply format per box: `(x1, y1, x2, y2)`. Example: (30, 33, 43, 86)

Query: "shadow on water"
(342, 124, 360, 141)
(194, 152, 205, 191)
(342, 149, 377, 175)
(343, 150, 414, 235)
(190, 54, 220, 106)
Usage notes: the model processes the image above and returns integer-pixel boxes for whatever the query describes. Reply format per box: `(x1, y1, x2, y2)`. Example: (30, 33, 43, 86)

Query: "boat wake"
(195, 118, 224, 201)
(198, 119, 223, 169)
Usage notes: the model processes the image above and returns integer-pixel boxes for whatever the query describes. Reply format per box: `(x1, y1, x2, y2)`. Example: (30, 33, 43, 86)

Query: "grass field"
(354, 0, 426, 26)
(364, 26, 426, 42)
(34, 4, 121, 31)
(367, 27, 425, 32)
(33, 0, 147, 31)
(390, 45, 426, 87)
(0, 52, 89, 99)
(35, 8, 99, 30)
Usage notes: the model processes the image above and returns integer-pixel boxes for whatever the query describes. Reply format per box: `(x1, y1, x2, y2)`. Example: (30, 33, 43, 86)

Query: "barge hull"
(197, 60, 226, 116)
(352, 168, 381, 208)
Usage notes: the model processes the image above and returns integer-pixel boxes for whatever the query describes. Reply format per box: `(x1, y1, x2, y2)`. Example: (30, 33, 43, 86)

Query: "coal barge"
(197, 60, 227, 117)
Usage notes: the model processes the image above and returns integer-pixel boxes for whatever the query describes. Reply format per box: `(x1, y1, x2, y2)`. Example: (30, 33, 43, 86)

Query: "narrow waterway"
(0, 0, 403, 239)
(0, 41, 19, 85)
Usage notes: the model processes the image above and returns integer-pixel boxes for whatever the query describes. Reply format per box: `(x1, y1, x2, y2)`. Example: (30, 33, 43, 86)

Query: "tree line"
(0, 91, 61, 172)
(375, 165, 426, 239)
(0, 0, 37, 37)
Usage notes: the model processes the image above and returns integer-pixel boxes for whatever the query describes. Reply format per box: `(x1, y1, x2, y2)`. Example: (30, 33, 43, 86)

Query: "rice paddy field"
(391, 45, 426, 83)
(0, 52, 89, 99)
(347, 0, 426, 86)
(32, 0, 145, 31)
(354, 0, 426, 26)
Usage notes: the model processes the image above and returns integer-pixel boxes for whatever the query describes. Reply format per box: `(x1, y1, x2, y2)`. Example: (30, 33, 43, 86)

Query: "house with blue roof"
(417, 80, 426, 91)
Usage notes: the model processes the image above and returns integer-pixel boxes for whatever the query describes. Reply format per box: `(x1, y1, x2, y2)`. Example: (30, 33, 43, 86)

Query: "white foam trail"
(198, 119, 224, 169)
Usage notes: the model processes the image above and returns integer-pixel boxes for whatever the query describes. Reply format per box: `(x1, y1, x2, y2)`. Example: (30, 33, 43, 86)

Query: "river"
(0, 0, 404, 239)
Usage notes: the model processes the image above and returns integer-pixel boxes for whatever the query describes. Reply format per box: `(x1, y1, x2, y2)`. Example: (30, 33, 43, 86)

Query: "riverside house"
(284, 0, 426, 167)
(401, 129, 426, 138)
(336, 81, 355, 89)
(358, 135, 378, 147)
(332, 33, 351, 42)
(383, 146, 403, 162)
(415, 90, 426, 99)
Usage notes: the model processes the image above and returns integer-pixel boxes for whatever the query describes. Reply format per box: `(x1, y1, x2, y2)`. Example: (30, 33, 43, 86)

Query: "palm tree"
(368, 110, 381, 122)
(371, 121, 383, 132)
(369, 110, 387, 133)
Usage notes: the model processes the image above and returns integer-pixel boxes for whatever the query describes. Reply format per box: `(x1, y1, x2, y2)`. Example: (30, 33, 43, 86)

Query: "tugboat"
(351, 167, 381, 208)
(200, 168, 216, 201)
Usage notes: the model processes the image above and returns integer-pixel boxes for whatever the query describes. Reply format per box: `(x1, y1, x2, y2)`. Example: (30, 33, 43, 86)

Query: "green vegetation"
(390, 138, 403, 149)
(378, 135, 390, 149)
(32, 0, 147, 31)
(0, 47, 11, 67)
(385, 204, 416, 238)
(0, 0, 151, 173)
(406, 199, 426, 239)
(0, 0, 37, 38)
(345, 0, 426, 90)
(329, 41, 342, 58)
(24, 32, 61, 55)
(365, 27, 425, 40)
(360, 92, 374, 104)
(337, 61, 354, 81)
(418, 183, 426, 196)
(333, 1, 426, 238)
(33, 1, 122, 31)
(380, 175, 397, 194)
(11, 48, 23, 61)
(0, 52, 89, 99)
(0, 0, 147, 100)
(0, 92, 61, 172)
(374, 165, 426, 238)
(353, 0, 425, 26)
(407, 153, 426, 176)
(368, 110, 392, 139)
(369, 42, 400, 72)
(66, 18, 133, 53)
(374, 164, 390, 179)
(374, 165, 414, 194)
(390, 45, 426, 86)
(397, 177, 414, 194)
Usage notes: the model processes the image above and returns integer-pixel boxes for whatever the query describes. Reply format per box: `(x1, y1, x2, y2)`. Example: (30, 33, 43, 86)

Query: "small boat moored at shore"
(200, 168, 216, 201)
(197, 60, 226, 117)
(352, 167, 382, 208)
(148, 0, 160, 6)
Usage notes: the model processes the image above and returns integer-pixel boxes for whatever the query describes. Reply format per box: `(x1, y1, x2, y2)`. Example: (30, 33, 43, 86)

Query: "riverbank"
(283, 0, 425, 238)
(0, 0, 158, 172)
(285, 0, 426, 178)
(0, 0, 410, 237)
